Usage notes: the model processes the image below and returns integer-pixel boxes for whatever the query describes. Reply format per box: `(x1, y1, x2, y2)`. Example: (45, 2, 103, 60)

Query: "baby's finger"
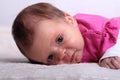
(107, 61, 116, 69)
(100, 60, 110, 69)
(105, 58, 116, 69)
(103, 64, 110, 69)
(111, 57, 120, 69)
(115, 56, 120, 63)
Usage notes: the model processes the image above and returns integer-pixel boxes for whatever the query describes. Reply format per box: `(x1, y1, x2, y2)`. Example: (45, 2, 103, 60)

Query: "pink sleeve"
(74, 13, 120, 62)
(100, 17, 120, 56)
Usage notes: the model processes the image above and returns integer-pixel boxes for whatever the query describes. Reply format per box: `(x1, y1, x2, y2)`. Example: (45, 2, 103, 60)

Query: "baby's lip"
(70, 52, 76, 63)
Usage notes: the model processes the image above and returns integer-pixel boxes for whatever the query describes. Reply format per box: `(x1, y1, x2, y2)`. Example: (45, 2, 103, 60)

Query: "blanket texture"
(1, 62, 120, 80)
(0, 27, 120, 80)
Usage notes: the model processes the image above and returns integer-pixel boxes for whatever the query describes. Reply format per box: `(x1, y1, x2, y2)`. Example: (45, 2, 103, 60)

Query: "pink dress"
(74, 13, 120, 62)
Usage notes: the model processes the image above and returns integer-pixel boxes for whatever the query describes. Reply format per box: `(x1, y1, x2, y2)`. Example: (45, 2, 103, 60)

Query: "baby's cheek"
(77, 50, 83, 62)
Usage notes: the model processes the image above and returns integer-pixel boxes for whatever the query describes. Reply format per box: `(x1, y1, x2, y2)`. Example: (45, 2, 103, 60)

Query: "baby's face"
(26, 14, 84, 65)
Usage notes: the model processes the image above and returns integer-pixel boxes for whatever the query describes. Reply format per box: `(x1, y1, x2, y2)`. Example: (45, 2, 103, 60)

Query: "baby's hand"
(100, 56, 120, 69)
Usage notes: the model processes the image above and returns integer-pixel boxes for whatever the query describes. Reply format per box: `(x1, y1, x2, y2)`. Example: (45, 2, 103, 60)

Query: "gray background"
(0, 0, 120, 27)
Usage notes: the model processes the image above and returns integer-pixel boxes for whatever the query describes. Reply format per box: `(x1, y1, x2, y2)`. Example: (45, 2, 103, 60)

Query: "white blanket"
(0, 27, 120, 80)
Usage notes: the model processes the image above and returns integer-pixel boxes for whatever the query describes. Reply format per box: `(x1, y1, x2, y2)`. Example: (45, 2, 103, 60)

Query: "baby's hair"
(12, 3, 65, 61)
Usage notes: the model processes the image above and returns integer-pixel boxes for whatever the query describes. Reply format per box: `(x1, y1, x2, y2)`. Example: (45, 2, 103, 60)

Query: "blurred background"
(0, 0, 120, 27)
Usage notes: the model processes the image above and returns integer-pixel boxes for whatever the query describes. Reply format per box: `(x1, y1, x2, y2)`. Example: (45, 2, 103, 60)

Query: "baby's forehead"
(33, 19, 67, 34)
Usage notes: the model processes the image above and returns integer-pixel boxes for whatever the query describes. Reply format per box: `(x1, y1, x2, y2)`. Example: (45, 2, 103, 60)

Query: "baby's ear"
(64, 13, 77, 26)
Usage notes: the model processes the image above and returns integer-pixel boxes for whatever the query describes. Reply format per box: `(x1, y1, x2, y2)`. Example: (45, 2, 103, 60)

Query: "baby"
(12, 2, 120, 69)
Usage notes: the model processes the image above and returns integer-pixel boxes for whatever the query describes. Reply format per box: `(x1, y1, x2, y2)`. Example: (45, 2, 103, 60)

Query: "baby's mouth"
(70, 52, 76, 63)
(70, 51, 81, 63)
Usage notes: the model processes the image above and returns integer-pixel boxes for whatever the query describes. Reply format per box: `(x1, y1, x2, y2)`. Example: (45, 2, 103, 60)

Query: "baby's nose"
(56, 48, 66, 60)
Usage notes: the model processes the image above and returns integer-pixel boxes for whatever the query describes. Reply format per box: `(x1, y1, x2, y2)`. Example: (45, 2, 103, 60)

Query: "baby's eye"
(56, 35, 63, 44)
(47, 54, 54, 62)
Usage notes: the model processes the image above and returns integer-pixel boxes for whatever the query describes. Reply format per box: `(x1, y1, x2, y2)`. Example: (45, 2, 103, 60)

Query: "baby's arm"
(100, 56, 120, 69)
(99, 30, 120, 69)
